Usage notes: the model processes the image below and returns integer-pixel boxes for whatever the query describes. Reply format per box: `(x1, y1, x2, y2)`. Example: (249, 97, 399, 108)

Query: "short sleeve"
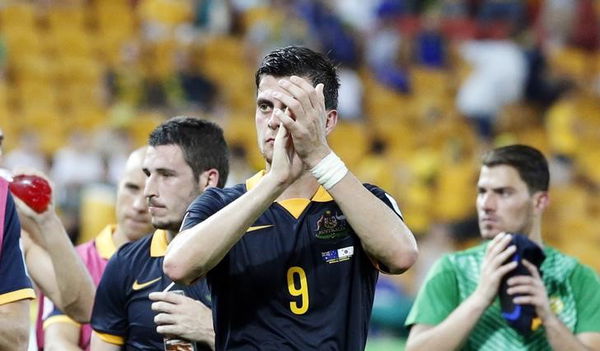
(181, 187, 230, 231)
(405, 256, 460, 327)
(90, 251, 128, 344)
(43, 302, 80, 329)
(0, 193, 35, 304)
(570, 263, 600, 333)
(364, 184, 404, 220)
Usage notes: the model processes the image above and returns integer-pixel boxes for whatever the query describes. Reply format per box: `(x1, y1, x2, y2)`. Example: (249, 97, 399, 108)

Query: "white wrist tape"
(310, 152, 348, 190)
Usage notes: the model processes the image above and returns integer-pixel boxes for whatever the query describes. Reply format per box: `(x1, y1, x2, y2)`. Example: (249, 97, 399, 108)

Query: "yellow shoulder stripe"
(0, 288, 35, 305)
(94, 331, 125, 345)
(43, 315, 80, 329)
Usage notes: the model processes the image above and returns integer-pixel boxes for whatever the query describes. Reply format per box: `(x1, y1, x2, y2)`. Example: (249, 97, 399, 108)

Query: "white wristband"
(310, 152, 348, 190)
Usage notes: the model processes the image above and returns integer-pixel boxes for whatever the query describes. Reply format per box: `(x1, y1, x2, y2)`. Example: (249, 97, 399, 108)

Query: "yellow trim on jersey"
(150, 230, 169, 257)
(95, 225, 118, 260)
(246, 224, 274, 232)
(94, 331, 125, 345)
(278, 198, 310, 219)
(0, 288, 35, 305)
(245, 171, 334, 219)
(311, 185, 333, 202)
(245, 170, 265, 191)
(43, 315, 80, 329)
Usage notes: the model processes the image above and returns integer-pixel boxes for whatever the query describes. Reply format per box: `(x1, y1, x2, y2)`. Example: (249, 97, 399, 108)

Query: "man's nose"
(267, 108, 283, 129)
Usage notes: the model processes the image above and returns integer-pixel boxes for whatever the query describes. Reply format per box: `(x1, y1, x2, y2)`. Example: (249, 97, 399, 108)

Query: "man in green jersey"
(406, 144, 600, 350)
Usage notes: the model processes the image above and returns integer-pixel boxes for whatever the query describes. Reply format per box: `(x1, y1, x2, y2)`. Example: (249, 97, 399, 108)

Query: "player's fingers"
(276, 109, 296, 133)
(506, 284, 535, 296)
(272, 91, 305, 122)
(507, 275, 536, 286)
(289, 76, 321, 110)
(489, 244, 516, 269)
(494, 260, 518, 278)
(488, 233, 512, 256)
(149, 291, 185, 304)
(156, 324, 182, 336)
(279, 78, 314, 114)
(154, 312, 176, 325)
(151, 301, 175, 313)
(512, 295, 539, 305)
(522, 259, 541, 279)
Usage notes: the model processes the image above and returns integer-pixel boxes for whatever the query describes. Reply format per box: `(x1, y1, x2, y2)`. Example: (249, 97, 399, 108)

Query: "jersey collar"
(150, 229, 170, 257)
(245, 171, 333, 219)
(95, 225, 118, 260)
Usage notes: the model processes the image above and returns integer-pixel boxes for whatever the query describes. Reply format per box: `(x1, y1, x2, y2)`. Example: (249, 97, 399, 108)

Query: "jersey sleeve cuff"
(43, 315, 81, 329)
(0, 288, 36, 305)
(93, 330, 125, 345)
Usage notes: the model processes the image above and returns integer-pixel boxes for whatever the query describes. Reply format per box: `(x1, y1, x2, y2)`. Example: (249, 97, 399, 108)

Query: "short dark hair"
(149, 116, 229, 188)
(255, 46, 340, 110)
(482, 144, 549, 193)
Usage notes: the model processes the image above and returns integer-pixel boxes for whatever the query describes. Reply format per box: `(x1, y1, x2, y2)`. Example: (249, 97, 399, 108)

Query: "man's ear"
(325, 109, 338, 136)
(199, 169, 220, 190)
(533, 191, 549, 214)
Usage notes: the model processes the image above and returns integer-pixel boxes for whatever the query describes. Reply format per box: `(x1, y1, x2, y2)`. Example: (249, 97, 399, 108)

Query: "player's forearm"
(0, 301, 30, 351)
(165, 174, 285, 284)
(406, 293, 488, 351)
(45, 339, 82, 351)
(35, 214, 94, 322)
(45, 321, 84, 351)
(545, 315, 593, 350)
(328, 172, 418, 274)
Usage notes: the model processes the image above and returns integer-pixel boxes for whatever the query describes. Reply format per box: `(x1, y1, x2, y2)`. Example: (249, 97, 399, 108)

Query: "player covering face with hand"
(164, 46, 418, 350)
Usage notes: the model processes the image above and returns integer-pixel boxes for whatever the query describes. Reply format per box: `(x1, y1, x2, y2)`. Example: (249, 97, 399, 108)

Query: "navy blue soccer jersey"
(182, 172, 404, 350)
(0, 192, 35, 305)
(91, 230, 212, 350)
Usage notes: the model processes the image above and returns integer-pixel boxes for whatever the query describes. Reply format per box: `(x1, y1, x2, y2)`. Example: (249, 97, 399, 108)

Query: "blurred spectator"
(537, 0, 577, 50)
(224, 144, 255, 187)
(365, 2, 411, 92)
(93, 127, 134, 186)
(569, 0, 599, 51)
(456, 37, 527, 139)
(50, 130, 105, 238)
(414, 9, 447, 68)
(477, 0, 524, 28)
(2, 131, 48, 174)
(245, 0, 314, 65)
(296, 0, 360, 65)
(337, 64, 364, 120)
(370, 275, 414, 337)
(193, 0, 238, 35)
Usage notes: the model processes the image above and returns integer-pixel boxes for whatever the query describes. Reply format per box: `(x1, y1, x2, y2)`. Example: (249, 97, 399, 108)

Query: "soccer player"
(405, 145, 600, 350)
(91, 117, 229, 350)
(0, 174, 35, 350)
(39, 147, 153, 350)
(2, 125, 99, 322)
(164, 46, 419, 349)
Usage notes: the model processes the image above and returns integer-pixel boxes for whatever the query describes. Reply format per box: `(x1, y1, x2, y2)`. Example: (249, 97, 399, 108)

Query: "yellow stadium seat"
(0, 3, 36, 30)
(79, 184, 116, 244)
(328, 121, 369, 170)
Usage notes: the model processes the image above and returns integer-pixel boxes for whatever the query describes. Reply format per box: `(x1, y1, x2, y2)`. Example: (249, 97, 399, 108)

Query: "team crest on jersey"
(315, 210, 348, 239)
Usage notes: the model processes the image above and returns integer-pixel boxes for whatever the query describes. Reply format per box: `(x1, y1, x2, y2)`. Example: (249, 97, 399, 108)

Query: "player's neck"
(276, 172, 320, 201)
(528, 221, 544, 247)
(112, 226, 129, 249)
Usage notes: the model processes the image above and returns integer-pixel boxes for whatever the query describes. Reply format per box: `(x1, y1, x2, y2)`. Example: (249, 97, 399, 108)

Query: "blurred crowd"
(1, 0, 599, 346)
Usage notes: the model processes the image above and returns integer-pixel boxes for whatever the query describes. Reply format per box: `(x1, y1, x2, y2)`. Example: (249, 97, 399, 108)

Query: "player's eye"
(258, 103, 272, 113)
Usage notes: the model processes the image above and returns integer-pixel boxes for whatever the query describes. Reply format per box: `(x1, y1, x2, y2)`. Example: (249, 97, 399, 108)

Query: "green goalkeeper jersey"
(406, 243, 600, 350)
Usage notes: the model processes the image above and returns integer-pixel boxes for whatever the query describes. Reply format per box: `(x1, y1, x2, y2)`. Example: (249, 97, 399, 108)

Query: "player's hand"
(506, 259, 553, 323)
(268, 120, 303, 187)
(473, 232, 518, 306)
(273, 76, 332, 169)
(150, 291, 215, 347)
